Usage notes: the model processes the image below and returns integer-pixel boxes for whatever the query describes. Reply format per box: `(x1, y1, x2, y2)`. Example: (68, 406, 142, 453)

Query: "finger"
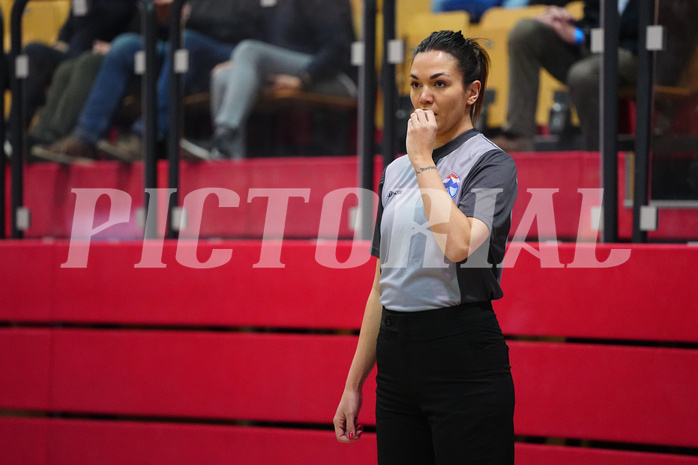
(334, 423, 350, 442)
(333, 416, 349, 442)
(345, 415, 357, 441)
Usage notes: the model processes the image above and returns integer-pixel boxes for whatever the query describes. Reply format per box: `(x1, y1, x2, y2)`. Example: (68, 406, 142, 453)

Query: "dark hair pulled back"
(413, 30, 490, 123)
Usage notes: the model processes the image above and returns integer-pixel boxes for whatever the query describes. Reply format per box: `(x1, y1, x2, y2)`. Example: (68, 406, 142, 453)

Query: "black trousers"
(375, 302, 515, 465)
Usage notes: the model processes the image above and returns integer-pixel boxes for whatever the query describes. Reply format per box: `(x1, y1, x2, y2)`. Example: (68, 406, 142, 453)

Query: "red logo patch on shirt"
(443, 172, 460, 199)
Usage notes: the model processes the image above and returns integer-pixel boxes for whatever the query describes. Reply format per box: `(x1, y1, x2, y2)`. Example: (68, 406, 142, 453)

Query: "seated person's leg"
(31, 33, 143, 163)
(495, 18, 584, 152)
(212, 41, 321, 159)
(566, 55, 601, 151)
(30, 57, 78, 144)
(567, 48, 637, 151)
(151, 29, 235, 144)
(52, 52, 107, 141)
(22, 43, 68, 127)
(74, 33, 144, 146)
(32, 52, 106, 145)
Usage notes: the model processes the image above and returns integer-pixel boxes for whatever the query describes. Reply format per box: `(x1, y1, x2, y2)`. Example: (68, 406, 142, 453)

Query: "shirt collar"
(432, 128, 480, 164)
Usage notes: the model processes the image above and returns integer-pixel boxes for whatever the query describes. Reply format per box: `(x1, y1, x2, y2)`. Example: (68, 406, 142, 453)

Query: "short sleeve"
(370, 169, 386, 258)
(457, 150, 518, 234)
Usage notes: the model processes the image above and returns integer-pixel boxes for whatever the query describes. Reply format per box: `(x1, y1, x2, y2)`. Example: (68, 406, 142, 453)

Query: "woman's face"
(409, 50, 479, 146)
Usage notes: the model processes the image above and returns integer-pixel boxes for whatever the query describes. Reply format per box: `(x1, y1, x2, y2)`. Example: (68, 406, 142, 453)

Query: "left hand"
(53, 40, 69, 53)
(267, 74, 302, 92)
(92, 40, 110, 55)
(406, 109, 437, 168)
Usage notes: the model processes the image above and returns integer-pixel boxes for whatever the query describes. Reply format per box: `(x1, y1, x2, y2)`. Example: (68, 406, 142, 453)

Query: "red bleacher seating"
(1, 240, 698, 464)
(6, 154, 698, 241)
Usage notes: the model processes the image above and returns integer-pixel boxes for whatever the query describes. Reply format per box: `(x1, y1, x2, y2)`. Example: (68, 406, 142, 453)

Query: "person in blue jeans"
(33, 0, 269, 163)
(5, 0, 138, 140)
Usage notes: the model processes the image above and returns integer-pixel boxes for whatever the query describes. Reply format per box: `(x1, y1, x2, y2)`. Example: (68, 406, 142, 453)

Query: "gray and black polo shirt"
(371, 129, 518, 312)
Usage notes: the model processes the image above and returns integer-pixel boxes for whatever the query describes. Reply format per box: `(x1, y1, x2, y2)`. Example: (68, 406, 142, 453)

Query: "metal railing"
(0, 5, 5, 239)
(9, 0, 29, 239)
(165, 0, 187, 239)
(0, 0, 667, 243)
(140, 0, 159, 240)
(5, 0, 162, 239)
(631, 0, 656, 243)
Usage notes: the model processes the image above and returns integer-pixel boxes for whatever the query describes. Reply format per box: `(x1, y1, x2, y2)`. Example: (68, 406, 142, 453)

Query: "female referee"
(333, 30, 518, 465)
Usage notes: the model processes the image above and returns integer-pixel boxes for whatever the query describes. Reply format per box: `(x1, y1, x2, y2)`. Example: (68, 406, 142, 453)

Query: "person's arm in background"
(572, 0, 600, 48)
(53, 7, 74, 52)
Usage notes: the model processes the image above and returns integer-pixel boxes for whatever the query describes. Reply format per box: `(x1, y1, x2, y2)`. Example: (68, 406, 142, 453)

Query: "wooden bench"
(182, 89, 357, 115)
(182, 89, 357, 157)
(1, 240, 698, 464)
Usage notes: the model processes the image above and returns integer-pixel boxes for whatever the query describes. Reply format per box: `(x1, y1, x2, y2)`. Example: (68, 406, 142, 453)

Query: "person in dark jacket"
(6, 0, 138, 135)
(32, 0, 269, 163)
(493, 0, 638, 151)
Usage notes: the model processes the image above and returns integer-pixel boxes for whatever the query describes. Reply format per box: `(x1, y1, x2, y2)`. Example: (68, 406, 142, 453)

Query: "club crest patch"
(443, 172, 460, 199)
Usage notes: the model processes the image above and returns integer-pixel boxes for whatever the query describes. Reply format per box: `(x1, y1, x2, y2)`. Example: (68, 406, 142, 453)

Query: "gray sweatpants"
(211, 40, 357, 155)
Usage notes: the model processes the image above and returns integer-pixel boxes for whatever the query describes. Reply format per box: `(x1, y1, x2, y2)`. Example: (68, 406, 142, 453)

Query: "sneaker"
(213, 129, 244, 160)
(491, 132, 535, 153)
(180, 138, 214, 161)
(30, 135, 95, 164)
(97, 134, 142, 163)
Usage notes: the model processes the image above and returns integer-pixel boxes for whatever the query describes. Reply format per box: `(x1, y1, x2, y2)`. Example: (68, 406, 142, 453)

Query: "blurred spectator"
(432, 0, 570, 23)
(654, 0, 698, 89)
(32, 0, 269, 163)
(180, 0, 357, 161)
(492, 0, 639, 151)
(6, 0, 138, 138)
(28, 5, 139, 149)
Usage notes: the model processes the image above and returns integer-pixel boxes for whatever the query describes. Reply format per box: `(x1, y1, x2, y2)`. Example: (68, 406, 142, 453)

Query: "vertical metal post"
(600, 0, 619, 243)
(141, 0, 159, 239)
(357, 0, 377, 240)
(382, 0, 397, 166)
(632, 0, 655, 243)
(9, 0, 30, 239)
(166, 0, 186, 239)
(0, 7, 5, 239)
